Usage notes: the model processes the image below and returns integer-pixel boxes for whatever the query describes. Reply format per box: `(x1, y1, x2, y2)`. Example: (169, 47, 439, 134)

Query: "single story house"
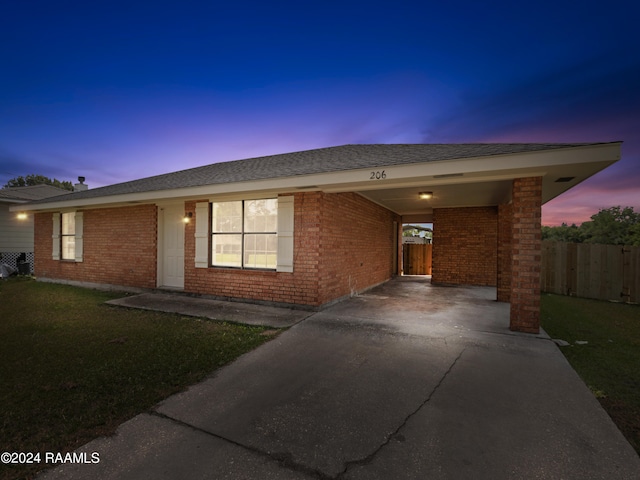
(12, 143, 621, 333)
(1, 184, 69, 273)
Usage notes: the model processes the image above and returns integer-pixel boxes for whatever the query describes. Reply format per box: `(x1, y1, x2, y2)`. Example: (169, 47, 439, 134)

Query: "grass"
(541, 294, 640, 455)
(0, 277, 277, 480)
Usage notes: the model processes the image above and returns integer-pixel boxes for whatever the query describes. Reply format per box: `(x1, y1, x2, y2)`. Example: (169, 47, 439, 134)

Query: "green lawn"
(541, 294, 640, 455)
(0, 277, 277, 480)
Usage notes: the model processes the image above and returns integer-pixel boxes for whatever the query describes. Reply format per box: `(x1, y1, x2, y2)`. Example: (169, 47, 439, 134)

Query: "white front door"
(161, 205, 185, 288)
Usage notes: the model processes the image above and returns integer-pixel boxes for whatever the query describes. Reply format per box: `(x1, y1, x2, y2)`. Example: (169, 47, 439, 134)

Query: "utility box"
(17, 262, 31, 275)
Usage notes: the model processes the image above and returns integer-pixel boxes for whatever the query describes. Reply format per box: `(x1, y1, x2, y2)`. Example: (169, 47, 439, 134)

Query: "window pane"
(244, 199, 277, 233)
(62, 236, 75, 260)
(212, 234, 242, 267)
(212, 201, 242, 233)
(62, 212, 75, 235)
(244, 234, 277, 269)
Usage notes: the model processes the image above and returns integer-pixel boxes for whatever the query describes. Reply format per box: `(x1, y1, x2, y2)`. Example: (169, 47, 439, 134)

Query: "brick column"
(497, 203, 512, 302)
(510, 177, 542, 333)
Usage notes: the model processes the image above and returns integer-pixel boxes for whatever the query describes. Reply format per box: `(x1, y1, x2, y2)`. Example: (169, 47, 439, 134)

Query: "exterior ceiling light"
(418, 192, 433, 200)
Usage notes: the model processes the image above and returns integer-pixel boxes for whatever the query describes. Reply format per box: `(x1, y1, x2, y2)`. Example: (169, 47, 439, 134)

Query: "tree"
(628, 222, 640, 247)
(402, 224, 433, 240)
(542, 223, 585, 243)
(581, 206, 640, 246)
(4, 174, 74, 191)
(543, 206, 640, 246)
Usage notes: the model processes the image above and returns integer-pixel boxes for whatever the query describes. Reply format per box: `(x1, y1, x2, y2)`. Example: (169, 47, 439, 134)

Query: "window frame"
(60, 211, 76, 261)
(210, 198, 278, 270)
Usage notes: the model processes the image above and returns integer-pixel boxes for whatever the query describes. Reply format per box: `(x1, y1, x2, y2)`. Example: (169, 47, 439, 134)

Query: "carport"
(316, 143, 621, 333)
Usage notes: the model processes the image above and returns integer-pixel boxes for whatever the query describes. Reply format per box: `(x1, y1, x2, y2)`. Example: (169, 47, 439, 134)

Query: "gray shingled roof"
(0, 184, 70, 202)
(25, 143, 606, 205)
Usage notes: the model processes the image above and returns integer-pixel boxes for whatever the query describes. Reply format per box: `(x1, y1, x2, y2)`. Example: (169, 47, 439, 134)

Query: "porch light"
(418, 192, 433, 200)
(16, 212, 28, 220)
(183, 212, 193, 223)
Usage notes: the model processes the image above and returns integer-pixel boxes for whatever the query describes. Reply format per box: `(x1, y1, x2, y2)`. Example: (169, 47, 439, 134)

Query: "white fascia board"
(3, 199, 28, 206)
(15, 143, 621, 212)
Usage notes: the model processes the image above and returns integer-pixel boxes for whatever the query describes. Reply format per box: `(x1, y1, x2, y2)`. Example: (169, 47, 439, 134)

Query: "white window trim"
(194, 203, 209, 268)
(52, 212, 83, 262)
(194, 196, 294, 272)
(52, 213, 60, 260)
(276, 196, 294, 273)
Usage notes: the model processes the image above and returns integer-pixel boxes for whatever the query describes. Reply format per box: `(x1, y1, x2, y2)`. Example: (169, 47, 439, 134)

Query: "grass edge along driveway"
(541, 293, 640, 456)
(0, 277, 278, 480)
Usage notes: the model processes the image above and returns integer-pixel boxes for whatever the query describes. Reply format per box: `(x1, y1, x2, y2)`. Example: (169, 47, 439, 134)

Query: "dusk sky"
(1, 1, 638, 225)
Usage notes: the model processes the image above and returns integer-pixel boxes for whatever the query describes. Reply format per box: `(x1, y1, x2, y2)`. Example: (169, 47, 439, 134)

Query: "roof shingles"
(24, 143, 606, 205)
(0, 184, 70, 202)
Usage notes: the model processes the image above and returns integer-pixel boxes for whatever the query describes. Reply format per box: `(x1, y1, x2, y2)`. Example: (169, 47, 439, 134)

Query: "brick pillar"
(510, 177, 542, 333)
(497, 203, 512, 302)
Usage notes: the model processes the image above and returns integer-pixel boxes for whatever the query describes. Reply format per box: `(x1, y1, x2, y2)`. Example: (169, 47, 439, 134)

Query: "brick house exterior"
(432, 206, 498, 286)
(16, 143, 621, 333)
(35, 204, 158, 289)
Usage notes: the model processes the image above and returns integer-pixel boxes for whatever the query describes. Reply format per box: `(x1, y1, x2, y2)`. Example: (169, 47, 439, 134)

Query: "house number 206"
(369, 170, 386, 180)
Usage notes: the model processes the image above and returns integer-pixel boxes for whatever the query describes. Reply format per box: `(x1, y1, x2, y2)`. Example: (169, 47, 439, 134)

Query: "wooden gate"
(403, 244, 432, 275)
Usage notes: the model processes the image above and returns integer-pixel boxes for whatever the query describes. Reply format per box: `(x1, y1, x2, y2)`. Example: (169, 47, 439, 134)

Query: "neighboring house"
(13, 143, 621, 333)
(0, 184, 69, 273)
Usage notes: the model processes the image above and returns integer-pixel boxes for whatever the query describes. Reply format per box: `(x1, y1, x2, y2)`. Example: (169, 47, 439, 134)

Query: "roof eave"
(11, 142, 621, 213)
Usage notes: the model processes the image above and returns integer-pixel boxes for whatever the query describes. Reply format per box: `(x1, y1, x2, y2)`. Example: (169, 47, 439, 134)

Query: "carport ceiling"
(313, 143, 620, 218)
(358, 180, 513, 216)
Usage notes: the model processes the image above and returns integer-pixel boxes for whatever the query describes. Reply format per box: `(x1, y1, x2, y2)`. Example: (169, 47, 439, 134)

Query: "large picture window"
(211, 199, 277, 269)
(61, 212, 76, 260)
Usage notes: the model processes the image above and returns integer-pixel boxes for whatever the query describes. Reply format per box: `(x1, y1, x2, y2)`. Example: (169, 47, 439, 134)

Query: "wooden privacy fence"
(541, 241, 640, 303)
(403, 243, 432, 275)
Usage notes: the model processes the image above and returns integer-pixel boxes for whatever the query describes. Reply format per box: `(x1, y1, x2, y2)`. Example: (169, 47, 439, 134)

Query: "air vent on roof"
(555, 177, 575, 183)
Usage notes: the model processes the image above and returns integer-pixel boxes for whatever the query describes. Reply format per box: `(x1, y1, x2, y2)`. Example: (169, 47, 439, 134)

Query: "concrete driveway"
(40, 277, 640, 479)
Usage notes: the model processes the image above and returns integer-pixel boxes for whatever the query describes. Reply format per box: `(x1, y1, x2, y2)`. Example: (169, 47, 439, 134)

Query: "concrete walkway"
(106, 292, 311, 328)
(40, 277, 640, 479)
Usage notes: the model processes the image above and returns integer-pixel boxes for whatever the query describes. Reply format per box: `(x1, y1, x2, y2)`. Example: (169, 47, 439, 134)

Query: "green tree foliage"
(541, 223, 585, 243)
(403, 228, 420, 237)
(4, 174, 74, 191)
(543, 206, 640, 246)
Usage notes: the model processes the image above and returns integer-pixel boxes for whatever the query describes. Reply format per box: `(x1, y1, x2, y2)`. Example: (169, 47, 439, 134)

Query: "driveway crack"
(150, 411, 332, 479)
(336, 347, 467, 478)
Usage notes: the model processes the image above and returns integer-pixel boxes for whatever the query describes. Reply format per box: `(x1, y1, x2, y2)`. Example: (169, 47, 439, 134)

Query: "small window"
(212, 199, 277, 269)
(61, 212, 76, 260)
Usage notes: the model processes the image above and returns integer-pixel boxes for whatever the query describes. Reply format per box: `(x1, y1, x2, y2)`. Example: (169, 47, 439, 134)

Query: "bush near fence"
(541, 241, 640, 303)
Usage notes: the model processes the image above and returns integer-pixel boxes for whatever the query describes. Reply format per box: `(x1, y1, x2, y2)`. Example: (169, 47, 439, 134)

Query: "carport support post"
(509, 177, 542, 333)
(497, 203, 513, 303)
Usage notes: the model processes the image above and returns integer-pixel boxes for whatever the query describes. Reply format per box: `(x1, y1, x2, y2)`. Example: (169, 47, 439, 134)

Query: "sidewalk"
(106, 292, 311, 328)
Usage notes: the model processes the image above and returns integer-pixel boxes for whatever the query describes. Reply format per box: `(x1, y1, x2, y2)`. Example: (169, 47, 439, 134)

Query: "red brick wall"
(317, 192, 400, 304)
(510, 177, 542, 333)
(34, 192, 398, 308)
(432, 207, 498, 286)
(34, 205, 157, 288)
(184, 191, 399, 307)
(497, 203, 513, 302)
(184, 193, 322, 306)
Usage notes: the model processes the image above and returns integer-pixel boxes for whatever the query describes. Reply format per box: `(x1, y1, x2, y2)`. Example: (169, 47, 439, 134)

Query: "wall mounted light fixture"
(16, 212, 28, 220)
(183, 212, 193, 223)
(418, 192, 433, 200)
